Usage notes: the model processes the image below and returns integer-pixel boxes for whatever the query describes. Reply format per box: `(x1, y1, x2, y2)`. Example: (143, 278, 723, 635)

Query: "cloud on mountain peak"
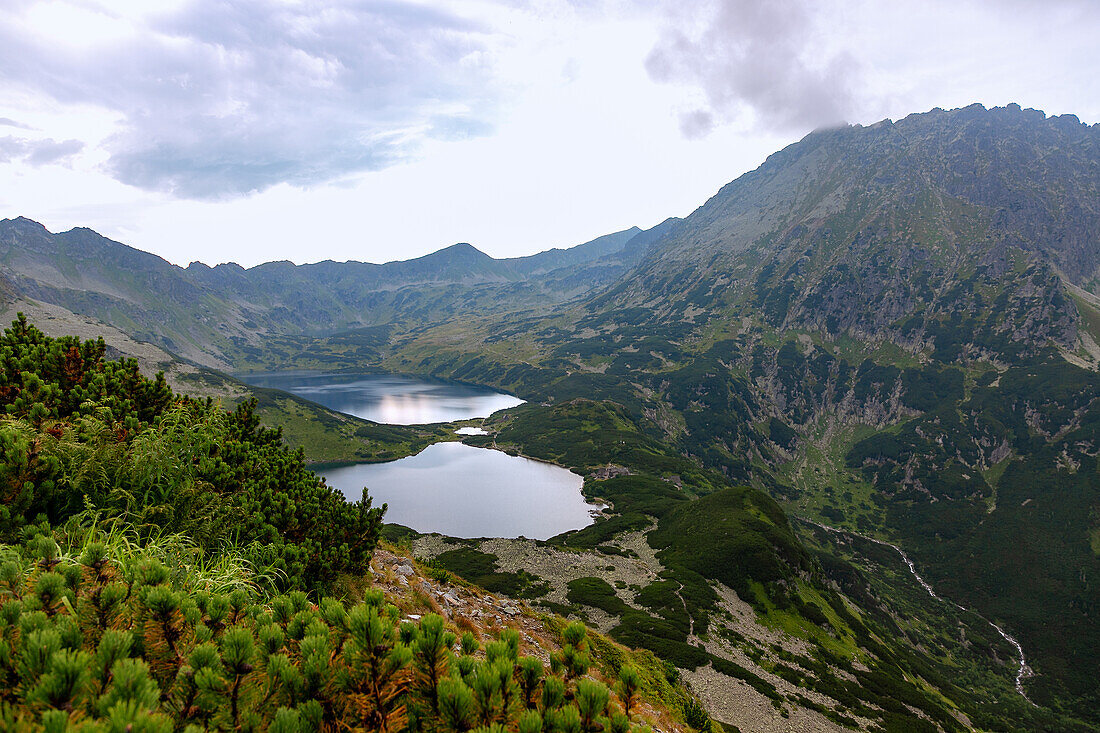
(646, 0, 860, 136)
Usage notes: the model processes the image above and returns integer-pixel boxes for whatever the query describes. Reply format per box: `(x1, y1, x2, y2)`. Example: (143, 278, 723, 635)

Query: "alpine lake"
(240, 372, 601, 540)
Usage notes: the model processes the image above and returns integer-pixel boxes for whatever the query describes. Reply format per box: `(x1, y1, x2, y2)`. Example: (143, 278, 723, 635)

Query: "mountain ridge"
(588, 103, 1098, 361)
(0, 217, 662, 367)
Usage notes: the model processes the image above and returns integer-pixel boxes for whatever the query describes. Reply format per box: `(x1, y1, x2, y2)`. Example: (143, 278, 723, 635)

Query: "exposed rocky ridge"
(588, 104, 1097, 356)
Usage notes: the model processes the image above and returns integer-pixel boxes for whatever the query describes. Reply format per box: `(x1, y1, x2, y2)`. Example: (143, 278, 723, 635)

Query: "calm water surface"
(238, 372, 524, 424)
(321, 442, 600, 540)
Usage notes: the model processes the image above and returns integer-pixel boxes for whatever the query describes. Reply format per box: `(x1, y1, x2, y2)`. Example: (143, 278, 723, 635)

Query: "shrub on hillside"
(0, 532, 656, 732)
(0, 316, 383, 591)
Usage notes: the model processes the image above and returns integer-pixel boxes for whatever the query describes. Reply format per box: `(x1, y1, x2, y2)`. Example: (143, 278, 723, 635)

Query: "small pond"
(238, 371, 524, 425)
(320, 442, 601, 540)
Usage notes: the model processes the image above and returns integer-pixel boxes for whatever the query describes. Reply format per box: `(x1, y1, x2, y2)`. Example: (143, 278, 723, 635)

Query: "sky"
(0, 0, 1097, 268)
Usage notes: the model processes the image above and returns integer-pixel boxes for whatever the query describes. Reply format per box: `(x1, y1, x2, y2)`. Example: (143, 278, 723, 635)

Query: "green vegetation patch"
(550, 475, 687, 550)
(611, 610, 709, 671)
(649, 486, 810, 609)
(431, 548, 549, 599)
(488, 400, 722, 492)
(566, 577, 630, 616)
(634, 580, 687, 625)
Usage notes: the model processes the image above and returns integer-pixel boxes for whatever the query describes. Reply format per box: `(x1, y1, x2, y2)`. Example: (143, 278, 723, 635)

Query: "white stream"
(799, 518, 1035, 703)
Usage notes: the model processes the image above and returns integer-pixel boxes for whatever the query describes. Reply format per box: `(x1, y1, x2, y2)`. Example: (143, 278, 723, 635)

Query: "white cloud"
(0, 118, 35, 130)
(0, 0, 1097, 269)
(0, 136, 84, 165)
(0, 0, 503, 199)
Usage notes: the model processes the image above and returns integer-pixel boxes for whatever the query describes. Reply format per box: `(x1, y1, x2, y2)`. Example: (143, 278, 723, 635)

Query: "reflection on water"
(238, 372, 524, 425)
(321, 442, 600, 540)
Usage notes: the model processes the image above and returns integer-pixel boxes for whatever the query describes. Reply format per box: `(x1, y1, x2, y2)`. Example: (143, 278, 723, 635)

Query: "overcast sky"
(0, 0, 1097, 267)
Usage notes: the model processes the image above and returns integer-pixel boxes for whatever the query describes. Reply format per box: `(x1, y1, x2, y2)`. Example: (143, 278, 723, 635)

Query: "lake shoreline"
(320, 441, 599, 541)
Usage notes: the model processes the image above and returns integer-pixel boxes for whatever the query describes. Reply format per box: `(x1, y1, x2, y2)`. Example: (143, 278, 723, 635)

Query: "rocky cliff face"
(594, 105, 1097, 359)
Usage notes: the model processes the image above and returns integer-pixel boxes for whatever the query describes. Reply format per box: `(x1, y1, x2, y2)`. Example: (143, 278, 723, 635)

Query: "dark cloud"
(0, 136, 83, 165)
(646, 0, 859, 135)
(0, 1, 499, 199)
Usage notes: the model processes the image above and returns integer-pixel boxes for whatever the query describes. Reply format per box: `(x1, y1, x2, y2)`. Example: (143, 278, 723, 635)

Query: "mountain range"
(3, 103, 1099, 731)
(0, 215, 676, 368)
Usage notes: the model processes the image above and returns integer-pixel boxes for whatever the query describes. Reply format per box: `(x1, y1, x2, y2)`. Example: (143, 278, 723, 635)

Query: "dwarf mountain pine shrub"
(0, 316, 384, 592)
(0, 533, 662, 732)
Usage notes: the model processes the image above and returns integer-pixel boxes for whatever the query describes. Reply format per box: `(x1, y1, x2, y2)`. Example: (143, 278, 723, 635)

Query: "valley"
(2, 103, 1099, 732)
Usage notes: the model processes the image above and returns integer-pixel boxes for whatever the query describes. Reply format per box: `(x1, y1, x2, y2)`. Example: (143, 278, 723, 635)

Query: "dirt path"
(670, 579, 693, 637)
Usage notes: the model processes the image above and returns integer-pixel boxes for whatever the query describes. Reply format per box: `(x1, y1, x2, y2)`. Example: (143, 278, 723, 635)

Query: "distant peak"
(425, 242, 491, 260)
(2, 216, 49, 232)
(443, 242, 486, 254)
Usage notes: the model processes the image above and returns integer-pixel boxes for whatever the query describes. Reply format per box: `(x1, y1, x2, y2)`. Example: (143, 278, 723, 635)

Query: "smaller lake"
(321, 442, 600, 540)
(238, 372, 524, 425)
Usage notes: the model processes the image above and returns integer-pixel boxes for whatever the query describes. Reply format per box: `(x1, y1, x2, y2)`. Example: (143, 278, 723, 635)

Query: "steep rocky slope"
(589, 104, 1096, 355)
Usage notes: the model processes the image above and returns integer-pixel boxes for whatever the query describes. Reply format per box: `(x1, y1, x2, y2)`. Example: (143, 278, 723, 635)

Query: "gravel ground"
(682, 666, 853, 733)
(413, 530, 888, 731)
